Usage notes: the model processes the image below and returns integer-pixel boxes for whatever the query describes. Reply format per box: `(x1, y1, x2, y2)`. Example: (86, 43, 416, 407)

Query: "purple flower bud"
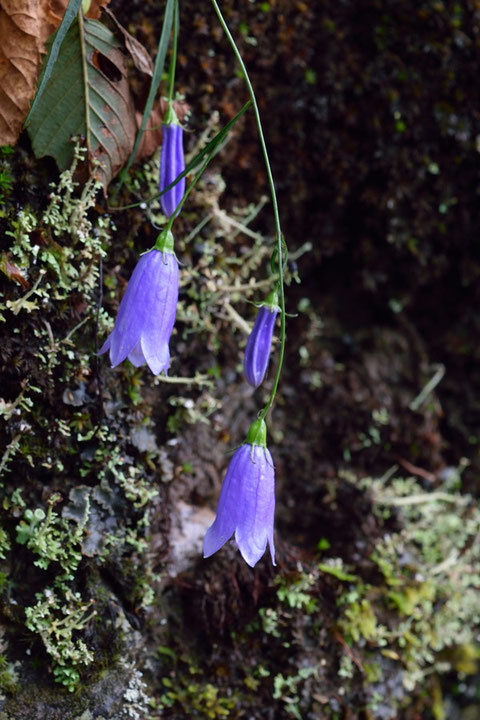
(203, 419, 276, 567)
(244, 291, 279, 388)
(99, 234, 178, 375)
(159, 121, 185, 218)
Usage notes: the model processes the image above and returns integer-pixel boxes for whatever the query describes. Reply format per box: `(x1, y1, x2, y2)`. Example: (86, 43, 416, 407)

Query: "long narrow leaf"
(24, 0, 83, 125)
(119, 0, 175, 183)
(111, 100, 252, 210)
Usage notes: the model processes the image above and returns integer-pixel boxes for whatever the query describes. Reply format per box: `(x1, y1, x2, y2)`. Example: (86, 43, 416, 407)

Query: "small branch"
(224, 302, 252, 335)
(334, 631, 364, 672)
(215, 208, 264, 242)
(153, 373, 213, 387)
(409, 364, 445, 411)
(373, 491, 463, 507)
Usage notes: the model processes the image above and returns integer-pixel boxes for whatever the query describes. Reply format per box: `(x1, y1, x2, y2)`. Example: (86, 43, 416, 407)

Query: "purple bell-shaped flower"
(159, 107, 185, 219)
(99, 230, 178, 375)
(244, 290, 279, 388)
(203, 418, 276, 567)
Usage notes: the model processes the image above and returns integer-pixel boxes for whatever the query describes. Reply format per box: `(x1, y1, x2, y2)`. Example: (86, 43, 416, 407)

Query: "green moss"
(335, 469, 480, 702)
(154, 653, 238, 718)
(339, 593, 383, 644)
(0, 144, 164, 694)
(25, 588, 96, 692)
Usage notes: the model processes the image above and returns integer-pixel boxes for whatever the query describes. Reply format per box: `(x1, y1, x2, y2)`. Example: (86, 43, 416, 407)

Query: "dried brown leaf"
(105, 8, 153, 76)
(47, 0, 112, 22)
(84, 0, 111, 20)
(0, 254, 29, 288)
(0, 0, 113, 146)
(88, 39, 138, 189)
(135, 106, 163, 160)
(0, 1, 44, 144)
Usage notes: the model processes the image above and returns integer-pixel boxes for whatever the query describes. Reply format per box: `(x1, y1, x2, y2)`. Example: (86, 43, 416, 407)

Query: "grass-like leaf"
(118, 0, 175, 185)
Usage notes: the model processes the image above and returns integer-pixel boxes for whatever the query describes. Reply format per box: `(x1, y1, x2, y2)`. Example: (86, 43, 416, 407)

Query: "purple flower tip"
(203, 443, 276, 568)
(99, 249, 179, 375)
(244, 304, 278, 388)
(159, 122, 185, 218)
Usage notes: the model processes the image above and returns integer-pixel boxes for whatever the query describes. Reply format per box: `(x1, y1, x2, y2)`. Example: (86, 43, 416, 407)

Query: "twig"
(224, 302, 252, 335)
(334, 631, 364, 672)
(395, 458, 436, 483)
(153, 373, 212, 387)
(373, 491, 463, 507)
(215, 208, 264, 242)
(409, 364, 445, 411)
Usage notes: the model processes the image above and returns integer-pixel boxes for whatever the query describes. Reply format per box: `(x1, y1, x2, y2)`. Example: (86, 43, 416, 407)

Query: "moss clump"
(334, 469, 480, 713)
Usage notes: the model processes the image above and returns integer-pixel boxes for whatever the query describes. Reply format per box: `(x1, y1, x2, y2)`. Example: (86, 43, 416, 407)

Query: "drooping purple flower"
(159, 116, 185, 218)
(244, 290, 279, 388)
(203, 419, 276, 567)
(99, 231, 178, 375)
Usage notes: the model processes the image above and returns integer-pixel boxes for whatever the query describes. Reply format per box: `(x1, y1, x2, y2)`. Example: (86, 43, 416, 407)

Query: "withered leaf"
(0, 0, 112, 146)
(0, 254, 29, 289)
(84, 0, 111, 20)
(105, 8, 153, 76)
(0, 1, 44, 145)
(48, 0, 111, 23)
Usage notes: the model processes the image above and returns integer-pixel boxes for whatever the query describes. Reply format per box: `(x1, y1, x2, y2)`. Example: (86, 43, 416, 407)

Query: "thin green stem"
(167, 0, 179, 109)
(77, 10, 91, 159)
(111, 0, 175, 199)
(210, 0, 285, 422)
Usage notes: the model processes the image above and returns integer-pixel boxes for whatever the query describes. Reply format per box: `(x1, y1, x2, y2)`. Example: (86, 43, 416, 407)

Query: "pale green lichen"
(4, 142, 110, 319)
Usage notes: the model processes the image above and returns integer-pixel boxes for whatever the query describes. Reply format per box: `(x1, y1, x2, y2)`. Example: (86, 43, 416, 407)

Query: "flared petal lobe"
(99, 249, 179, 375)
(159, 123, 185, 218)
(203, 443, 275, 568)
(244, 305, 278, 388)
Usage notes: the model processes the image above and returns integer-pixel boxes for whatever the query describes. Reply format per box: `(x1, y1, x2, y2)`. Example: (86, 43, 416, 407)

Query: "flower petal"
(108, 252, 158, 366)
(98, 334, 111, 357)
(99, 249, 179, 375)
(234, 446, 276, 567)
(139, 252, 179, 375)
(203, 446, 246, 558)
(128, 342, 146, 367)
(203, 443, 276, 567)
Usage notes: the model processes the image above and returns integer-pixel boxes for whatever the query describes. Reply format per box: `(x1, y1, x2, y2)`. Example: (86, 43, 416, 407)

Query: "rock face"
(1, 1, 480, 718)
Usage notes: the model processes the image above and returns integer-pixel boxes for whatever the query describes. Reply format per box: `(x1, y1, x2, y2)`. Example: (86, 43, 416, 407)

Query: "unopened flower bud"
(244, 290, 279, 388)
(159, 109, 185, 218)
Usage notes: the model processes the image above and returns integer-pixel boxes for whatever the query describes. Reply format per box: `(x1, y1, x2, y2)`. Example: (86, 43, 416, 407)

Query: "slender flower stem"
(167, 0, 179, 110)
(210, 0, 286, 422)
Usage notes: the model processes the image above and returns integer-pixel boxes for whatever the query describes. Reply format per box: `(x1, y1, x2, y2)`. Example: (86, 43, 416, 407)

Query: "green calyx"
(164, 105, 180, 126)
(262, 289, 280, 312)
(154, 229, 175, 254)
(245, 418, 267, 448)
